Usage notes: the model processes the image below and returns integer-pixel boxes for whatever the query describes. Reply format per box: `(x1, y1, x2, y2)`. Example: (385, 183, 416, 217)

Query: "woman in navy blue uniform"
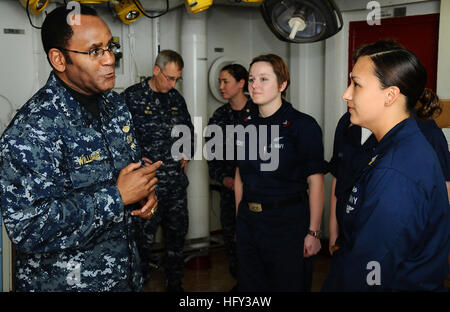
(328, 113, 450, 255)
(234, 54, 328, 291)
(206, 64, 253, 287)
(323, 40, 450, 291)
(328, 41, 450, 256)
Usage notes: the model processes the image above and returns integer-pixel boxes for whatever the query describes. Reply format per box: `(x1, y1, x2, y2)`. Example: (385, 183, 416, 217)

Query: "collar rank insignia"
(368, 155, 378, 166)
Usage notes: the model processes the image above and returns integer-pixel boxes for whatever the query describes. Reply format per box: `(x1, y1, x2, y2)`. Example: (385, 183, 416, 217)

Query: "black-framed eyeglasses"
(160, 71, 183, 83)
(55, 42, 121, 59)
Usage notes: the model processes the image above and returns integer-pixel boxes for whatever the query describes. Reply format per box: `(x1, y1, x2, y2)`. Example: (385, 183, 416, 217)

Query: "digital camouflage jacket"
(0, 72, 144, 291)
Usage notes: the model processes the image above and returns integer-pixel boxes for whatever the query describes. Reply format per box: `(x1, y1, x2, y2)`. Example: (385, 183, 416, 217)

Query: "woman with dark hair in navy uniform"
(328, 41, 450, 256)
(234, 54, 328, 291)
(328, 113, 450, 256)
(206, 64, 253, 289)
(323, 40, 450, 291)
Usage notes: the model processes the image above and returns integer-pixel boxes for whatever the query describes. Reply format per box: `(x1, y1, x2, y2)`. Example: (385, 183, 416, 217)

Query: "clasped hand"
(116, 158, 162, 219)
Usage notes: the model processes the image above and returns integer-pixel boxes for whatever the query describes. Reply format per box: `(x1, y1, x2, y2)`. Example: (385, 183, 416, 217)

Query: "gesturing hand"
(116, 160, 162, 206)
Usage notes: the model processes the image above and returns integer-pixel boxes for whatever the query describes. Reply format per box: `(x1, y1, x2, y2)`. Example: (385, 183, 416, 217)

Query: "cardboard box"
(434, 99, 450, 128)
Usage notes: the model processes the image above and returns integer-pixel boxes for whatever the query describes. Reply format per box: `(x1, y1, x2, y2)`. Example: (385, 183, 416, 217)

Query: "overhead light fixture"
(19, 0, 50, 15)
(114, 0, 144, 24)
(261, 0, 343, 43)
(185, 0, 213, 14)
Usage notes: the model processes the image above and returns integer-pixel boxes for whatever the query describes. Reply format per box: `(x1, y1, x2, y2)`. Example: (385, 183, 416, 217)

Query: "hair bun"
(416, 88, 441, 119)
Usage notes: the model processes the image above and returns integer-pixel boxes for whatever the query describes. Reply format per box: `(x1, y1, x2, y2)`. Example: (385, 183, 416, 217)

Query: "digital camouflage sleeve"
(0, 72, 144, 291)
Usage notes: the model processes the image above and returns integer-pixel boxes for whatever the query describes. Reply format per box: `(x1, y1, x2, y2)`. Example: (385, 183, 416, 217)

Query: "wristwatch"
(308, 229, 321, 239)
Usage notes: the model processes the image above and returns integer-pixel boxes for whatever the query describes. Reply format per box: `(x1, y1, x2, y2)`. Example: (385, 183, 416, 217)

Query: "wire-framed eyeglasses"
(160, 71, 183, 83)
(55, 42, 121, 59)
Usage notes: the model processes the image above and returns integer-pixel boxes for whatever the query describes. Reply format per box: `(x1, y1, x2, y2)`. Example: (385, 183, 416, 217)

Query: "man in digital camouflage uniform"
(122, 50, 194, 292)
(0, 5, 161, 291)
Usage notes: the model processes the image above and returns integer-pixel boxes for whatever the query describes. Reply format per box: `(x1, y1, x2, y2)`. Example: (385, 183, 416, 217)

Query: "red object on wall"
(348, 14, 439, 92)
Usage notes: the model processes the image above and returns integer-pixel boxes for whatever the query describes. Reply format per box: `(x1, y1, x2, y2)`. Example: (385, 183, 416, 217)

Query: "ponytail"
(415, 88, 441, 120)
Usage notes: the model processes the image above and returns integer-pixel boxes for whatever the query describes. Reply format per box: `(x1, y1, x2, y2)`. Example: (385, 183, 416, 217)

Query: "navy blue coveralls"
(329, 112, 450, 248)
(236, 99, 328, 292)
(324, 117, 450, 291)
